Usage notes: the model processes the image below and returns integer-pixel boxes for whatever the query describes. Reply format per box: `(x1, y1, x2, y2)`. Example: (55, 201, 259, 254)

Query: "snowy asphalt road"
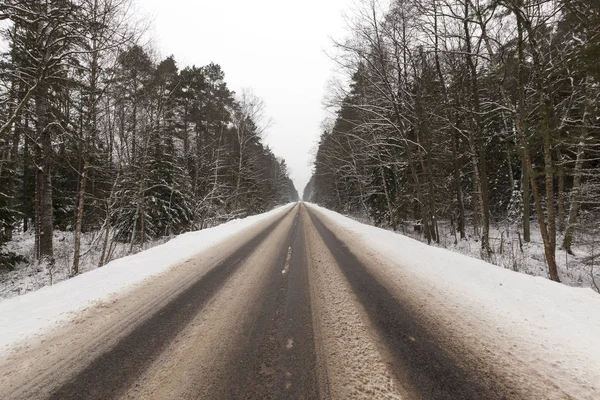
(0, 203, 587, 399)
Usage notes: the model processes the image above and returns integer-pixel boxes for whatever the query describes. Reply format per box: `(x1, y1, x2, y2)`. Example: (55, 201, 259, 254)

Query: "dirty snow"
(0, 203, 293, 356)
(304, 207, 404, 400)
(307, 203, 600, 399)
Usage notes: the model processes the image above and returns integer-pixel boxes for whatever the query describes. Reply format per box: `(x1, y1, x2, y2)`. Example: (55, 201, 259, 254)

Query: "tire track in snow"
(208, 208, 320, 399)
(303, 205, 402, 400)
(307, 207, 512, 400)
(46, 206, 296, 400)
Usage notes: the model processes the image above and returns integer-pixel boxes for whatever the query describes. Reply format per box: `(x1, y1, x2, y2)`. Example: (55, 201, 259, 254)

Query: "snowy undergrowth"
(348, 213, 600, 293)
(411, 223, 600, 292)
(0, 230, 169, 300)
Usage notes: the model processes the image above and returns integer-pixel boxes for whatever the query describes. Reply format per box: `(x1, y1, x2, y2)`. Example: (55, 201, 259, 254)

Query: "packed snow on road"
(309, 204, 600, 398)
(0, 204, 294, 356)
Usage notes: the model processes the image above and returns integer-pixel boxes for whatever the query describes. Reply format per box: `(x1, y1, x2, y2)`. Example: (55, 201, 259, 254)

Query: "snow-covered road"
(1, 203, 599, 399)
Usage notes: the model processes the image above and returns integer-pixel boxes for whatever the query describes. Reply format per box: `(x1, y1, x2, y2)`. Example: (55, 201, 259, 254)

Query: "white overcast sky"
(134, 0, 353, 194)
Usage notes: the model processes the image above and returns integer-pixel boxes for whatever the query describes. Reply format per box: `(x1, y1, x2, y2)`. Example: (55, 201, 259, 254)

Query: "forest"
(0, 0, 298, 277)
(305, 0, 600, 284)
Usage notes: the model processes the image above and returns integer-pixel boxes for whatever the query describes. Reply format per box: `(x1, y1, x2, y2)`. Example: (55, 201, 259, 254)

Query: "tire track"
(306, 207, 512, 400)
(208, 208, 320, 399)
(47, 206, 296, 400)
(1, 203, 535, 400)
(303, 205, 402, 400)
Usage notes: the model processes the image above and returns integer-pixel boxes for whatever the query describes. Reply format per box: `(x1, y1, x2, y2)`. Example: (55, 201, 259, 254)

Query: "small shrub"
(0, 251, 28, 272)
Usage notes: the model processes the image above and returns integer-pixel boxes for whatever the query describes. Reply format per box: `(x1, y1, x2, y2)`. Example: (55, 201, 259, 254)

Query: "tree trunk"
(506, 150, 515, 192)
(562, 82, 590, 254)
(72, 141, 89, 276)
(492, 10, 559, 280)
(35, 81, 54, 261)
(432, 4, 464, 241)
(463, 1, 491, 254)
(73, 25, 100, 275)
(452, 132, 466, 239)
(516, 16, 531, 243)
(98, 218, 111, 267)
(541, 107, 557, 252)
(519, 7, 560, 259)
(23, 120, 30, 233)
(132, 79, 137, 161)
(562, 142, 585, 254)
(4, 103, 23, 241)
(379, 164, 396, 231)
(556, 148, 565, 232)
(523, 145, 560, 282)
(522, 155, 531, 242)
(235, 133, 244, 209)
(100, 166, 119, 266)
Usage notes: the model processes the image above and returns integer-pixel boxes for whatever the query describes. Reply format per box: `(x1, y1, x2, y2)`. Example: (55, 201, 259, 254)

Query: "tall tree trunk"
(379, 163, 396, 231)
(72, 144, 88, 276)
(519, 135, 560, 281)
(432, 4, 465, 240)
(368, 2, 423, 236)
(426, 151, 439, 242)
(490, 9, 558, 280)
(35, 81, 54, 261)
(452, 132, 466, 239)
(4, 99, 23, 241)
(132, 77, 137, 161)
(73, 28, 99, 275)
(1, 67, 19, 241)
(519, 7, 560, 272)
(522, 155, 531, 242)
(516, 15, 531, 243)
(463, 1, 491, 254)
(563, 79, 590, 254)
(195, 123, 203, 199)
(23, 119, 30, 233)
(99, 218, 111, 267)
(506, 150, 515, 192)
(0, 82, 22, 241)
(556, 148, 565, 232)
(417, 127, 437, 243)
(541, 104, 557, 252)
(562, 141, 585, 254)
(235, 133, 244, 210)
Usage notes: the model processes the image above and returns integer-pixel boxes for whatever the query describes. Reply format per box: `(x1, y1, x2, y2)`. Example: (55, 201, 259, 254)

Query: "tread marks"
(209, 209, 320, 400)
(49, 206, 296, 400)
(307, 209, 509, 400)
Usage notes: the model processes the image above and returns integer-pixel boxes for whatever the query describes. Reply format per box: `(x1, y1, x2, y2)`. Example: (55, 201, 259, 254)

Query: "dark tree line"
(305, 0, 600, 282)
(0, 0, 297, 273)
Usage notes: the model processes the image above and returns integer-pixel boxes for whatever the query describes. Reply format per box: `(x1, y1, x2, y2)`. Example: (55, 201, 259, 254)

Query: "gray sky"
(135, 0, 351, 194)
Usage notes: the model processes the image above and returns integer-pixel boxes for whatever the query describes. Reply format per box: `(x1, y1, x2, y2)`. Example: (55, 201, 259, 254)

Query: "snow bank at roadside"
(307, 203, 600, 397)
(0, 203, 294, 356)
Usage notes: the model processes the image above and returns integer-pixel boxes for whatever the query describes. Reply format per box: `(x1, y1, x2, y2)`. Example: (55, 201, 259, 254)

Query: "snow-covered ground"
(308, 203, 600, 398)
(350, 212, 600, 293)
(0, 203, 293, 357)
(0, 231, 170, 299)
(2, 202, 598, 397)
(0, 209, 293, 300)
